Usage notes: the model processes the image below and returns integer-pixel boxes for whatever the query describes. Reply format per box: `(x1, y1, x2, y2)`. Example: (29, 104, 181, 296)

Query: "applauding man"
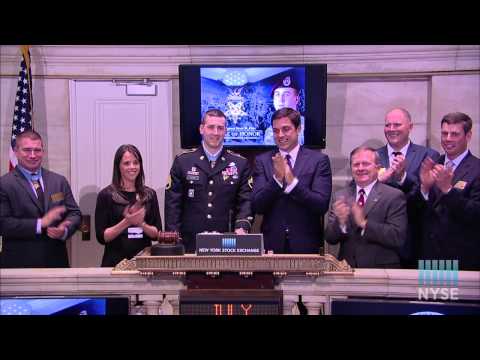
(414, 112, 480, 270)
(325, 146, 407, 268)
(252, 108, 332, 254)
(376, 108, 439, 267)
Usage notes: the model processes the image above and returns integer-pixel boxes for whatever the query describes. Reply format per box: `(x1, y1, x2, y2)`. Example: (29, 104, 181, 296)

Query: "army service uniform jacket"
(165, 147, 253, 252)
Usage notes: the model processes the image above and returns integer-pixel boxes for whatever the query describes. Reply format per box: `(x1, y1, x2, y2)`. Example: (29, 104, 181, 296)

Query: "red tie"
(357, 189, 365, 207)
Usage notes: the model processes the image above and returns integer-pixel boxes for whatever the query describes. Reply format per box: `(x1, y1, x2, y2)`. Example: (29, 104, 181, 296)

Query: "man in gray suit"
(0, 130, 81, 268)
(325, 146, 407, 268)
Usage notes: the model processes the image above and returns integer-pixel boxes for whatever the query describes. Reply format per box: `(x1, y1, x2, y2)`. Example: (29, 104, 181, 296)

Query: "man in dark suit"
(376, 108, 440, 268)
(252, 108, 332, 254)
(325, 146, 407, 268)
(0, 130, 81, 268)
(165, 109, 253, 253)
(413, 112, 480, 270)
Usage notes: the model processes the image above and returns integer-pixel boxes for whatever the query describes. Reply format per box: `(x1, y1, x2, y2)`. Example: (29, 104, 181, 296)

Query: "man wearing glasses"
(0, 130, 81, 268)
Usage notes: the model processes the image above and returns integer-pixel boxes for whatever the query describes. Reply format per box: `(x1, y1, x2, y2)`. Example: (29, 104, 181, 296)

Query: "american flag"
(9, 45, 33, 171)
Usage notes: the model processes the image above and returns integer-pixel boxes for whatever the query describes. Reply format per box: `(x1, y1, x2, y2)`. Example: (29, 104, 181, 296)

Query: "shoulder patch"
(226, 149, 246, 159)
(176, 148, 197, 158)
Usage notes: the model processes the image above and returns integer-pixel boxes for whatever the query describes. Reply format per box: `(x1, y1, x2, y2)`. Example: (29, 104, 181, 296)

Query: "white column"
(282, 295, 300, 315)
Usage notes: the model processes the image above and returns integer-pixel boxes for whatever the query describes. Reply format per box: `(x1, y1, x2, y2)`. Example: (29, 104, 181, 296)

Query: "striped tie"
(31, 174, 45, 213)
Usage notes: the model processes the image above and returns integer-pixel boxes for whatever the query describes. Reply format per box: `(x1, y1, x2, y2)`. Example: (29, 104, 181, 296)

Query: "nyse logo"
(222, 237, 236, 249)
(417, 259, 459, 301)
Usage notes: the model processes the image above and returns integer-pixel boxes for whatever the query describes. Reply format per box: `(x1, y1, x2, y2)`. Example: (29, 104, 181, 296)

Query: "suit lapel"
(452, 152, 473, 185)
(292, 146, 307, 176)
(430, 154, 472, 208)
(14, 167, 44, 212)
(405, 143, 420, 175)
(265, 149, 278, 180)
(377, 146, 389, 168)
(41, 168, 51, 211)
(363, 182, 381, 218)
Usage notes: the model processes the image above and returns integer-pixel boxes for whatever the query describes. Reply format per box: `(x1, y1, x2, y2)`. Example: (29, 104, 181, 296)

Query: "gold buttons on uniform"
(208, 203, 212, 207)
(208, 192, 213, 196)
(209, 180, 214, 185)
(207, 214, 212, 219)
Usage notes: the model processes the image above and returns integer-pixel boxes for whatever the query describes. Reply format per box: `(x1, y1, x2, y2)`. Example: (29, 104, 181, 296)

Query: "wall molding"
(1, 45, 478, 77)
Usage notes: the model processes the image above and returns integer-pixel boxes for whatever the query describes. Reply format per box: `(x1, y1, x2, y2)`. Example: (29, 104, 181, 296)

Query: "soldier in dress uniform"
(165, 109, 253, 253)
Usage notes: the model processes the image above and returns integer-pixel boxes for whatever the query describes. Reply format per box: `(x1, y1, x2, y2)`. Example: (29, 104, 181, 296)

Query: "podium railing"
(1, 265, 478, 315)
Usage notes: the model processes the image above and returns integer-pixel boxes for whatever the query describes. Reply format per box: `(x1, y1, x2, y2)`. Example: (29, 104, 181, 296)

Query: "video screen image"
(200, 67, 306, 146)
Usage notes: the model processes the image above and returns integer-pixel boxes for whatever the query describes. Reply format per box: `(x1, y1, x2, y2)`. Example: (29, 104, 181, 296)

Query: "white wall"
(2, 45, 479, 180)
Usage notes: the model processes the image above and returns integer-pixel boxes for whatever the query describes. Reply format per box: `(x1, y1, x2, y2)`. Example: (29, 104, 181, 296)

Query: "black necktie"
(283, 154, 293, 189)
(392, 151, 402, 157)
(285, 154, 293, 170)
(31, 174, 45, 213)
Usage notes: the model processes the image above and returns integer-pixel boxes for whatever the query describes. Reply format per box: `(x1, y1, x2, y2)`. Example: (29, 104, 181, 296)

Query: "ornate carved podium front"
(112, 248, 354, 315)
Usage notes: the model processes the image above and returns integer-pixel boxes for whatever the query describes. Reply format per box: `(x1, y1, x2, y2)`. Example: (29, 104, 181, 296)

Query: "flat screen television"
(179, 64, 327, 149)
(331, 298, 480, 315)
(0, 297, 130, 315)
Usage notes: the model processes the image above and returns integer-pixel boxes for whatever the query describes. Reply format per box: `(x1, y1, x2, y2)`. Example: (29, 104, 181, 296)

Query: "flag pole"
(19, 45, 33, 128)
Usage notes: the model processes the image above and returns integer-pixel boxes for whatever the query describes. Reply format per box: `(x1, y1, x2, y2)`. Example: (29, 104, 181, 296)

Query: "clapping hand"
(351, 202, 367, 229)
(124, 205, 146, 226)
(434, 164, 454, 194)
(284, 157, 295, 186)
(47, 220, 72, 239)
(420, 157, 436, 193)
(332, 197, 350, 226)
(391, 154, 407, 181)
(41, 206, 66, 229)
(272, 153, 286, 183)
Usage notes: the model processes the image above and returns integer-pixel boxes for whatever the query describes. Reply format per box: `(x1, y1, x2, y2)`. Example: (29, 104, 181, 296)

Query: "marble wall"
(2, 46, 479, 181)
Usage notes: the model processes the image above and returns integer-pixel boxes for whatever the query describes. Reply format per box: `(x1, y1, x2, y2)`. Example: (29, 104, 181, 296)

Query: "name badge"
(51, 192, 65, 202)
(128, 227, 144, 239)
